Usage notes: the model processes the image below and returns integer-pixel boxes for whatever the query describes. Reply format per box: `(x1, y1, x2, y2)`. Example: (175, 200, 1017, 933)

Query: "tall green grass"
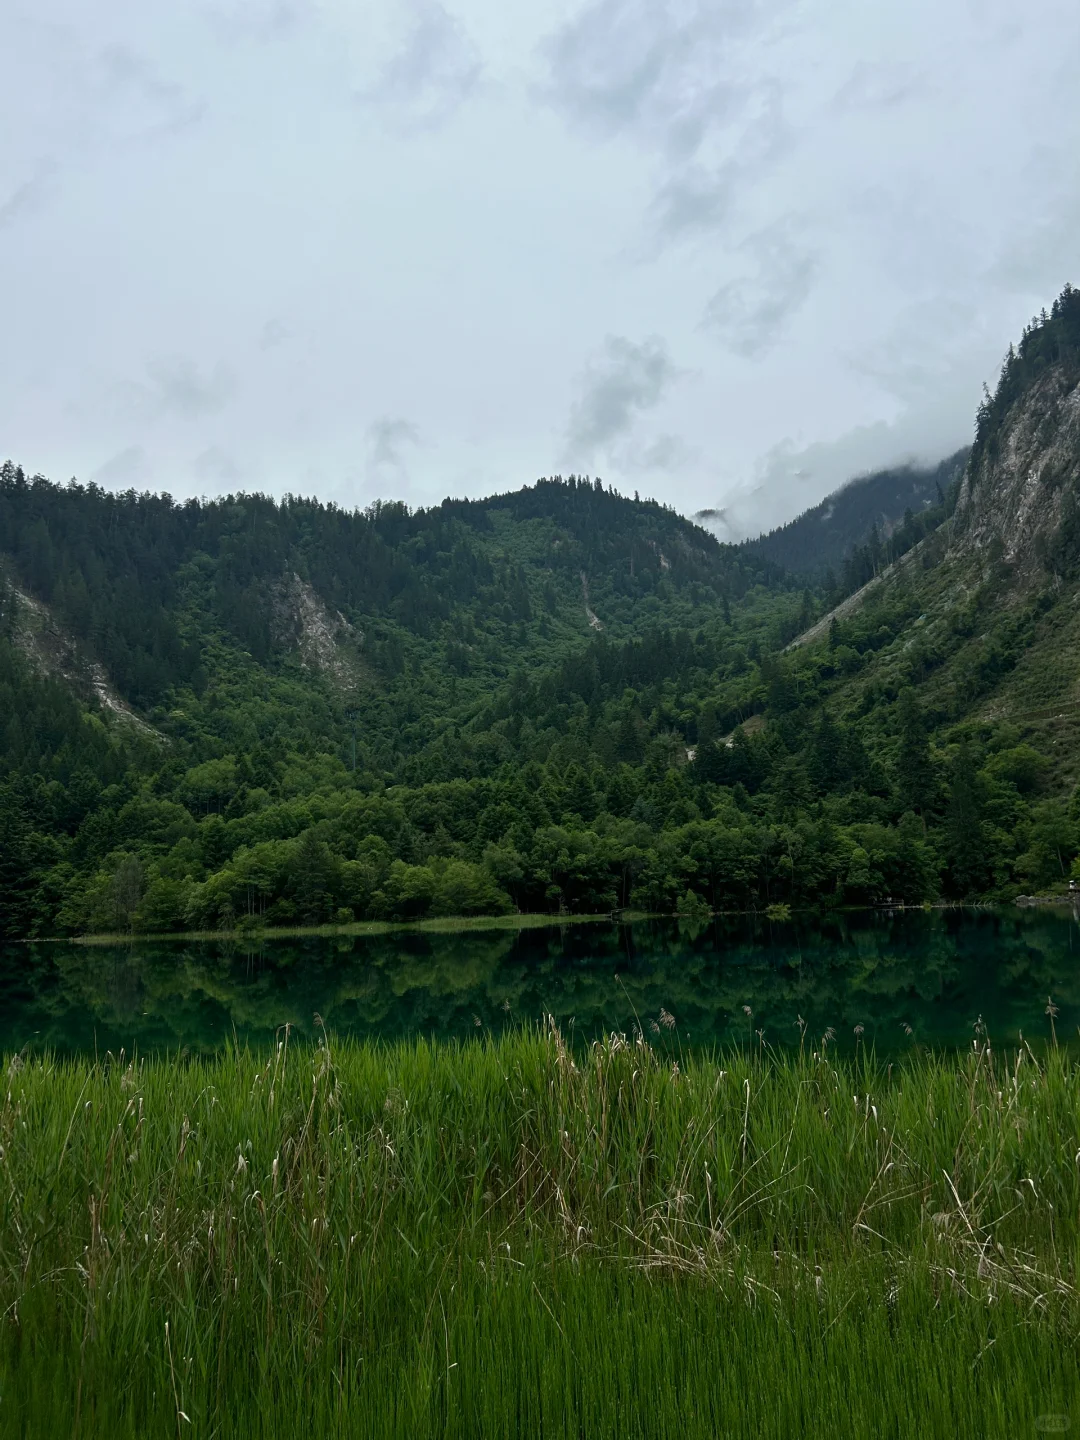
(2, 1024, 1078, 1436)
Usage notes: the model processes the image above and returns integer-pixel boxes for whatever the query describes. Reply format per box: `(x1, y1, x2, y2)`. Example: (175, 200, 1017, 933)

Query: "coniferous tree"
(945, 744, 989, 895)
(0, 788, 37, 940)
(896, 689, 936, 815)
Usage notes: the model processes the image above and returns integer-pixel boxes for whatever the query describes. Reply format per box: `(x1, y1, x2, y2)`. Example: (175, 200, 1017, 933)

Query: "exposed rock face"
(580, 571, 603, 630)
(953, 366, 1080, 584)
(7, 581, 161, 738)
(271, 571, 364, 691)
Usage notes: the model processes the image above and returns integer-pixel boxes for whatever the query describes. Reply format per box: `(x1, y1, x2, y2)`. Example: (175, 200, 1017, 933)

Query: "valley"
(4, 289, 1080, 941)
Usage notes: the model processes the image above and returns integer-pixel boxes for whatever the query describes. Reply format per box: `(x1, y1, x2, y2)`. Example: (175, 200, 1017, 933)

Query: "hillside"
(0, 472, 805, 937)
(4, 288, 1080, 937)
(737, 449, 969, 582)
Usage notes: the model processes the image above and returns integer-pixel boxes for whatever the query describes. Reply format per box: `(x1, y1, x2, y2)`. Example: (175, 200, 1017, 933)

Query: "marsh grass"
(2, 1024, 1079, 1436)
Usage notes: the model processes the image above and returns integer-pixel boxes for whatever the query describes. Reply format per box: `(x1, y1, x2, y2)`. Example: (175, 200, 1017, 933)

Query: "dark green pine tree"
(563, 764, 597, 822)
(0, 788, 37, 940)
(696, 702, 719, 750)
(945, 743, 989, 896)
(895, 689, 937, 815)
(290, 831, 337, 924)
(614, 709, 645, 765)
(807, 710, 841, 794)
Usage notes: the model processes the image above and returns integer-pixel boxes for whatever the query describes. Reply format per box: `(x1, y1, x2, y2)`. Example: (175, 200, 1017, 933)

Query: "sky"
(2, 0, 1079, 539)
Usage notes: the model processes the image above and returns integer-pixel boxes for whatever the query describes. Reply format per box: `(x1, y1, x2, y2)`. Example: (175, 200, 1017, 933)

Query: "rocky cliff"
(954, 366, 1080, 582)
(953, 285, 1080, 584)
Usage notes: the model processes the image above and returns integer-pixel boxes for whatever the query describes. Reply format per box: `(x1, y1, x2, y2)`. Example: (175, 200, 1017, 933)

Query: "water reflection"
(2, 907, 1078, 1057)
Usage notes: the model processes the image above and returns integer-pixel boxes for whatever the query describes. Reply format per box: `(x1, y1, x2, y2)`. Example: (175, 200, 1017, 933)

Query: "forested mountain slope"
(738, 448, 969, 583)
(3, 286, 1080, 938)
(0, 473, 801, 935)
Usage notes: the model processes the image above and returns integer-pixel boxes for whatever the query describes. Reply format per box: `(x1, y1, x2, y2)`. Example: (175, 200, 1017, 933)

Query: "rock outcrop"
(953, 365, 1080, 584)
(6, 579, 161, 738)
(952, 286, 1080, 584)
(271, 571, 365, 692)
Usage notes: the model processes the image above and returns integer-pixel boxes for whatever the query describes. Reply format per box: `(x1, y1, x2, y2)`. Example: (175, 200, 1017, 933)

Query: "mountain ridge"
(4, 290, 1080, 937)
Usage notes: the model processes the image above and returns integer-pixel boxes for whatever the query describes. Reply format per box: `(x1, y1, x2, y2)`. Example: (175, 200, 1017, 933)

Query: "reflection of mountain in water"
(3, 908, 1078, 1057)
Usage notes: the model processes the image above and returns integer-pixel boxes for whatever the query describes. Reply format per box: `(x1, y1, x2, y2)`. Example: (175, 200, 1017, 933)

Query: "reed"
(2, 1024, 1078, 1437)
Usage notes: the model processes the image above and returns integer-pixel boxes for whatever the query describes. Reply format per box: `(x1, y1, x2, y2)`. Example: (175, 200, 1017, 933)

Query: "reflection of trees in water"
(4, 908, 1080, 1055)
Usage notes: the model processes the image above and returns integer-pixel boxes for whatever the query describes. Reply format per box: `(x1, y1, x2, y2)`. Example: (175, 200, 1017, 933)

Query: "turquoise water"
(2, 907, 1078, 1057)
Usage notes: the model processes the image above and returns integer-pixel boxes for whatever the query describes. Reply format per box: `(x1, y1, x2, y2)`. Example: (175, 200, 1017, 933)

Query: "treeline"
(0, 465, 777, 705)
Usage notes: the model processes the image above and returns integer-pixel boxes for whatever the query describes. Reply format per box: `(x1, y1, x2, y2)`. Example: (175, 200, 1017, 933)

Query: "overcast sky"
(3, 0, 1079, 538)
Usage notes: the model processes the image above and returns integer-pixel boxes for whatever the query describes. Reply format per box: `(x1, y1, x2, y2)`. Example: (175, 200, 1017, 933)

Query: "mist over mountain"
(733, 449, 970, 579)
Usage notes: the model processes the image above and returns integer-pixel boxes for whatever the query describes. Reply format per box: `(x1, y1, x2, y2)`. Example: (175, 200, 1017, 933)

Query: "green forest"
(4, 290, 1080, 940)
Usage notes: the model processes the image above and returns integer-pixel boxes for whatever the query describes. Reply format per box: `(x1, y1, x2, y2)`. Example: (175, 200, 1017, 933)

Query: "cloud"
(366, 417, 420, 488)
(647, 164, 736, 242)
(143, 357, 235, 418)
(652, 85, 791, 248)
(715, 396, 974, 542)
(357, 1, 481, 134)
(702, 222, 818, 358)
(540, 0, 692, 141)
(566, 335, 682, 460)
(987, 173, 1080, 294)
(194, 446, 241, 483)
(831, 60, 928, 113)
(95, 43, 205, 140)
(846, 295, 983, 406)
(92, 445, 150, 488)
(692, 505, 739, 541)
(0, 162, 58, 232)
(617, 431, 696, 474)
(540, 0, 795, 247)
(199, 0, 303, 43)
(258, 318, 291, 350)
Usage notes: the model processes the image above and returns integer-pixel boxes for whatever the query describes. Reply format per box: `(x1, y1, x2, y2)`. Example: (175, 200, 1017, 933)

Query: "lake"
(2, 906, 1078, 1057)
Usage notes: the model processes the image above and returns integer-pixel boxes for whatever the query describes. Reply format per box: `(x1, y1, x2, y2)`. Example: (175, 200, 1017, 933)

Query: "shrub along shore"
(2, 1028, 1079, 1437)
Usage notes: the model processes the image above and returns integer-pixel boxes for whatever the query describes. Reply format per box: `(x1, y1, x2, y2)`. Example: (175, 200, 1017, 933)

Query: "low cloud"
(357, 1, 481, 134)
(832, 60, 928, 113)
(702, 222, 818, 359)
(566, 335, 682, 461)
(143, 357, 235, 418)
(0, 162, 58, 232)
(194, 446, 242, 484)
(716, 399, 973, 542)
(200, 0, 303, 43)
(258, 318, 291, 350)
(366, 417, 421, 491)
(92, 445, 151, 488)
(619, 432, 696, 474)
(96, 43, 205, 140)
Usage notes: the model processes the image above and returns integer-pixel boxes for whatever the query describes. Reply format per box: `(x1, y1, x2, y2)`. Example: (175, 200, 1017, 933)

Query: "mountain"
(3, 288, 1080, 939)
(737, 448, 969, 580)
(0, 473, 804, 937)
(0, 472, 788, 765)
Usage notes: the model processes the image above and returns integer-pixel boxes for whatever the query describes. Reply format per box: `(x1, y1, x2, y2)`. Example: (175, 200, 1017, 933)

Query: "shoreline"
(60, 909, 655, 946)
(14, 893, 1078, 947)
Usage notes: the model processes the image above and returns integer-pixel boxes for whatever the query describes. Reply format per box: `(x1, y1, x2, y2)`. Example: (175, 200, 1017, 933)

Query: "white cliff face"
(954, 367, 1080, 582)
(4, 580, 161, 738)
(270, 571, 365, 693)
